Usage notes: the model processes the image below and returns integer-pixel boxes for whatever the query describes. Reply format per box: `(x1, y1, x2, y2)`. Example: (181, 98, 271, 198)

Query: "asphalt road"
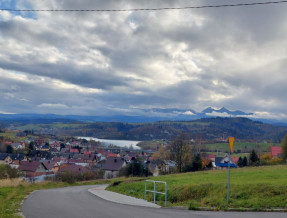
(21, 185, 286, 218)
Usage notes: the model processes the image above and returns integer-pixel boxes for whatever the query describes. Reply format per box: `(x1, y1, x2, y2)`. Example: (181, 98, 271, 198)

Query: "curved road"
(21, 185, 286, 218)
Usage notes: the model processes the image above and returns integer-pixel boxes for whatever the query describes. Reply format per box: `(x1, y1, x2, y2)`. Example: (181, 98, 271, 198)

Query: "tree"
(243, 156, 248, 166)
(5, 165, 21, 178)
(0, 164, 7, 179)
(29, 141, 34, 152)
(249, 149, 259, 166)
(169, 133, 191, 173)
(6, 145, 14, 153)
(237, 157, 244, 167)
(60, 143, 66, 149)
(192, 153, 203, 171)
(120, 159, 151, 177)
(281, 133, 287, 161)
(151, 144, 170, 174)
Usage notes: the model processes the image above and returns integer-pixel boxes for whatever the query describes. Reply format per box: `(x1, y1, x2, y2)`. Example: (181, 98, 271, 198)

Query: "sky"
(1, 0, 287, 120)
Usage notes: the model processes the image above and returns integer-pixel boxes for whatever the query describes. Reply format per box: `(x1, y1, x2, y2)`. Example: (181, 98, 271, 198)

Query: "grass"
(16, 123, 87, 131)
(0, 179, 113, 218)
(1, 166, 287, 216)
(107, 165, 287, 210)
(204, 142, 279, 153)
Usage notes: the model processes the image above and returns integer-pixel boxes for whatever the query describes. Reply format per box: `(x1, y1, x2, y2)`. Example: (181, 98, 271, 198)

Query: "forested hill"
(7, 117, 287, 142)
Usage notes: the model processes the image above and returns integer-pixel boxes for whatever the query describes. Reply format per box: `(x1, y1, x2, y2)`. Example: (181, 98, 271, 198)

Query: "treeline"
(26, 117, 287, 142)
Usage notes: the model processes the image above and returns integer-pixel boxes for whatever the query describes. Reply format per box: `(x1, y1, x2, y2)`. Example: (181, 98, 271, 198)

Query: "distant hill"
(3, 117, 286, 142)
(0, 106, 261, 124)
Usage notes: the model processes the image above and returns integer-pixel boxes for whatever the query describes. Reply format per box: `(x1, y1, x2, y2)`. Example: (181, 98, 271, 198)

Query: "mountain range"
(0, 107, 285, 126)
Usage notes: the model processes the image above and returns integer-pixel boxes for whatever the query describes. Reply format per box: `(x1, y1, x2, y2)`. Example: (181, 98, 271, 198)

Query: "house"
(19, 161, 48, 177)
(11, 142, 25, 150)
(148, 162, 160, 176)
(9, 153, 27, 162)
(70, 148, 79, 153)
(0, 153, 12, 165)
(271, 146, 282, 159)
(83, 154, 97, 165)
(40, 144, 50, 151)
(107, 153, 119, 158)
(215, 154, 237, 168)
(53, 156, 68, 165)
(68, 158, 88, 167)
(41, 160, 59, 173)
(101, 157, 126, 178)
(230, 157, 239, 165)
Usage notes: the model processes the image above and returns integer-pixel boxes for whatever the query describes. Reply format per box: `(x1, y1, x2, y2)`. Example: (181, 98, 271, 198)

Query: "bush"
(119, 160, 152, 177)
(0, 164, 7, 179)
(0, 164, 21, 179)
(5, 165, 22, 178)
(56, 171, 100, 183)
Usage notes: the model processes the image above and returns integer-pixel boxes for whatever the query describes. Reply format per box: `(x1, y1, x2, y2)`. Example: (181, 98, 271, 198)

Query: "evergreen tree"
(243, 156, 248, 166)
(29, 142, 34, 152)
(6, 145, 14, 154)
(238, 157, 243, 167)
(191, 153, 202, 171)
(249, 149, 259, 166)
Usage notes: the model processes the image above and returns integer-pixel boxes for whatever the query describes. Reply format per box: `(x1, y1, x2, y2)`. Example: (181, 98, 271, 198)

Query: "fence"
(144, 180, 167, 207)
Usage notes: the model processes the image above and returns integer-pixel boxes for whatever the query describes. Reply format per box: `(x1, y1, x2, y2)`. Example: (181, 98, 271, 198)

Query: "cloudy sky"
(1, 0, 287, 119)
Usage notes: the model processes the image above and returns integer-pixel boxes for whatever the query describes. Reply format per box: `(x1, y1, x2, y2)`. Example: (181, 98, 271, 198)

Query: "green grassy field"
(107, 165, 287, 210)
(16, 123, 87, 131)
(204, 142, 278, 153)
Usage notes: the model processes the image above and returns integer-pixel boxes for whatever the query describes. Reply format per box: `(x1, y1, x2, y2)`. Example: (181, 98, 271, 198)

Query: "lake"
(77, 137, 141, 149)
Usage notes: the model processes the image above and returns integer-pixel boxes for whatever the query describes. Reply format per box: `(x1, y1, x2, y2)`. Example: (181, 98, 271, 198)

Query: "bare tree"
(169, 133, 192, 173)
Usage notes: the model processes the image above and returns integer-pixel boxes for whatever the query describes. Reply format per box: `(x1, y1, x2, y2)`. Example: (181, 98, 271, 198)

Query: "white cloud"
(183, 111, 195, 116)
(206, 112, 232, 117)
(0, 1, 287, 118)
(37, 103, 69, 109)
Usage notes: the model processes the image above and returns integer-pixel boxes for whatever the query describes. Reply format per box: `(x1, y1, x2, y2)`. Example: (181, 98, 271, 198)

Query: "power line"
(1, 1, 287, 12)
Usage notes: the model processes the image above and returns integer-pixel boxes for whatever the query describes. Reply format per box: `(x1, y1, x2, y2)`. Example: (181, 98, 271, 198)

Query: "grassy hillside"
(107, 165, 287, 210)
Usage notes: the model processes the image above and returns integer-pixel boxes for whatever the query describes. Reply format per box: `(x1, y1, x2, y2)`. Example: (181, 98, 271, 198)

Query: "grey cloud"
(1, 0, 287, 117)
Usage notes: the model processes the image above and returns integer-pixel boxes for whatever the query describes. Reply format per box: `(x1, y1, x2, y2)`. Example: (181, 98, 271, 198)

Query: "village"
(0, 130, 283, 182)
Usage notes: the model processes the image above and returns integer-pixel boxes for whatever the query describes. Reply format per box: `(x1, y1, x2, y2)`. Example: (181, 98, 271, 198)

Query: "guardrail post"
(144, 180, 146, 200)
(153, 181, 156, 204)
(165, 182, 167, 207)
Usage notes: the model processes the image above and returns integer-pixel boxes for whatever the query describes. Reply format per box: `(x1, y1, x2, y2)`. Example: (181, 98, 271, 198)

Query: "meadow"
(107, 165, 287, 210)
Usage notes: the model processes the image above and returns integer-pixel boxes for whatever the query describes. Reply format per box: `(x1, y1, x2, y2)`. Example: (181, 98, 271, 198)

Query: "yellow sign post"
(227, 136, 234, 203)
(228, 137, 234, 153)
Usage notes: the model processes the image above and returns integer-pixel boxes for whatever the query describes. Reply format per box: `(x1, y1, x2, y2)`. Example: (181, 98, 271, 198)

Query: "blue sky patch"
(0, 0, 37, 20)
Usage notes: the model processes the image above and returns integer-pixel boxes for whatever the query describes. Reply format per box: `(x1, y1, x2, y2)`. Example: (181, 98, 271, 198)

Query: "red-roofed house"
(107, 153, 118, 158)
(271, 146, 282, 158)
(231, 157, 239, 164)
(70, 148, 79, 153)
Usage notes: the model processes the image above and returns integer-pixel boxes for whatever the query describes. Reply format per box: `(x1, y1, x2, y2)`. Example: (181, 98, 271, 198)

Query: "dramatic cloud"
(1, 0, 287, 119)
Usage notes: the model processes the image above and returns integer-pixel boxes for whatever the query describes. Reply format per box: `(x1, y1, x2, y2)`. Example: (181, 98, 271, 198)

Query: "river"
(77, 137, 141, 149)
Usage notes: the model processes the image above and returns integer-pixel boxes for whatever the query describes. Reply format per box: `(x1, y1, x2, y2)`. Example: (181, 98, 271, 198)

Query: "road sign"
(228, 137, 234, 153)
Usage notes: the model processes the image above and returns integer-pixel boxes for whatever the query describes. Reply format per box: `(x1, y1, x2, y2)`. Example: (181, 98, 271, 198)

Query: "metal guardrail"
(144, 180, 167, 207)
